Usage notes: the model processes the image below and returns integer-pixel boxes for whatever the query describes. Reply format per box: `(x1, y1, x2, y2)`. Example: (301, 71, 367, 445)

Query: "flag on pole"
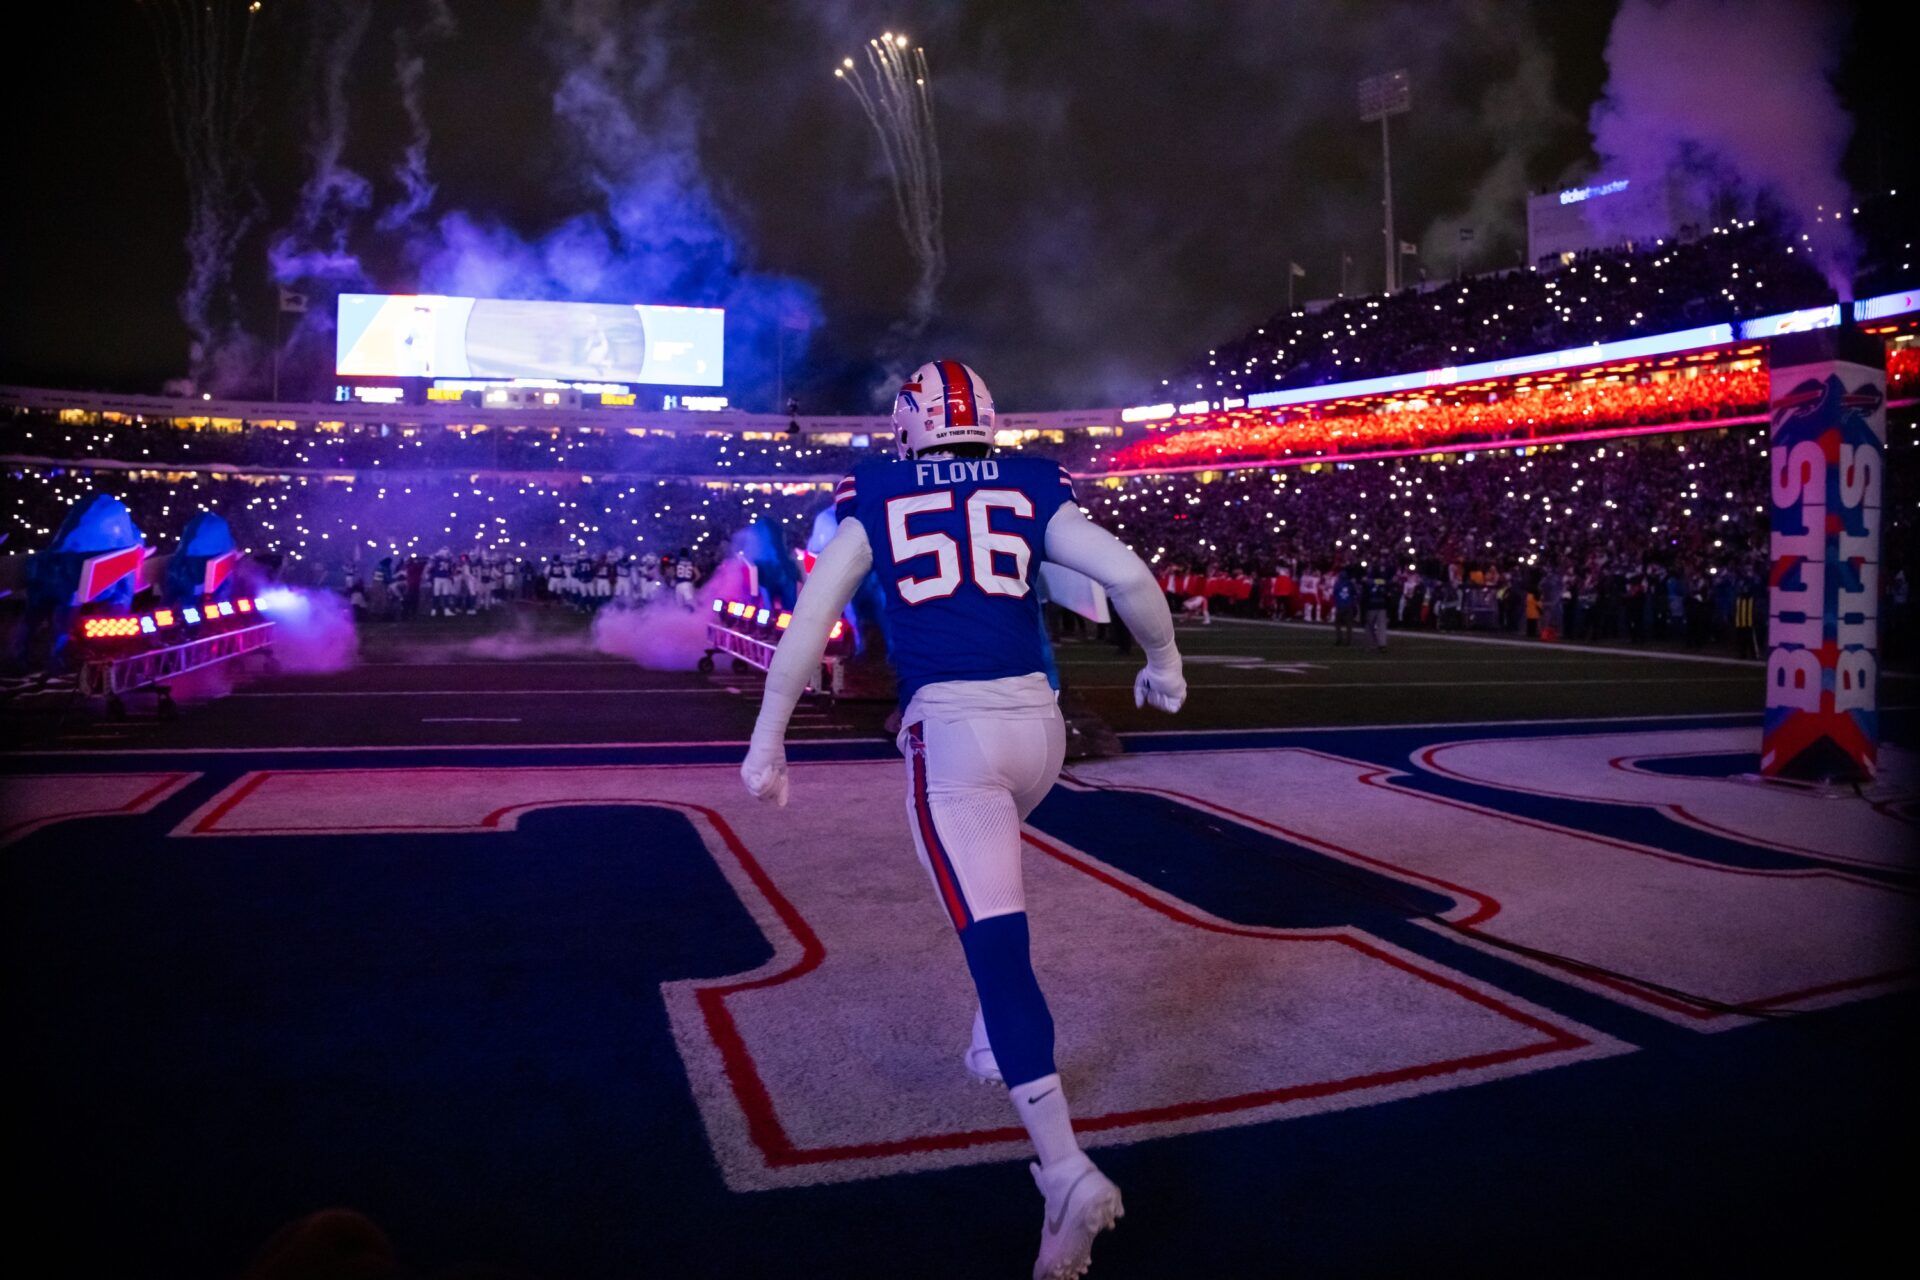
(279, 289, 309, 314)
(1289, 261, 1306, 278)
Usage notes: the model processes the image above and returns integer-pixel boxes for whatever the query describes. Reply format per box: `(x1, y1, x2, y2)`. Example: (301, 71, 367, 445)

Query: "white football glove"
(740, 740, 790, 807)
(1133, 662, 1187, 714)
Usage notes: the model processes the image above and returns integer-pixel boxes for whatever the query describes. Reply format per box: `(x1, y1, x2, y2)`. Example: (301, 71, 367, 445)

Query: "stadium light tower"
(1358, 69, 1411, 294)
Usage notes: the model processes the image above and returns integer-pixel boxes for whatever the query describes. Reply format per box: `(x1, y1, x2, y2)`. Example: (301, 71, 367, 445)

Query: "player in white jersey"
(592, 552, 616, 606)
(428, 548, 456, 616)
(672, 549, 697, 608)
(742, 360, 1185, 1280)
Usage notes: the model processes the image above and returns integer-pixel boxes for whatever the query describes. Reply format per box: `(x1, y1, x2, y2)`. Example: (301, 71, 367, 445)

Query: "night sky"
(1, 1, 1906, 409)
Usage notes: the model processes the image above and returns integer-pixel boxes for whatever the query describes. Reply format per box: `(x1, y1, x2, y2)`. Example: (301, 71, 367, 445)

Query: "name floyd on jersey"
(915, 459, 1001, 486)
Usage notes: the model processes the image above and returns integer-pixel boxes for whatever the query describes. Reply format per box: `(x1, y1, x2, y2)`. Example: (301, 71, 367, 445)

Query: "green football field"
(8, 607, 1912, 752)
(1051, 618, 1826, 734)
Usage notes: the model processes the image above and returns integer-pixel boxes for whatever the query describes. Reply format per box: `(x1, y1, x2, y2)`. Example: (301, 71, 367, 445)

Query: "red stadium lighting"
(82, 617, 142, 639)
(152, 609, 176, 628)
(236, 598, 254, 613)
(829, 621, 845, 640)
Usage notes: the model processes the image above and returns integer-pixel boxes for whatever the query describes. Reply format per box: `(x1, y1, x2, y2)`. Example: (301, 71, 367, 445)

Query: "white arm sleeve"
(748, 517, 874, 750)
(1043, 503, 1181, 673)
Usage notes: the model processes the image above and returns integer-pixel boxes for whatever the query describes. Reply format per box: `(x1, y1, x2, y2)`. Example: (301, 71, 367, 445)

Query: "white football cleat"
(1030, 1153, 1123, 1280)
(965, 1043, 1003, 1086)
(965, 1007, 1003, 1085)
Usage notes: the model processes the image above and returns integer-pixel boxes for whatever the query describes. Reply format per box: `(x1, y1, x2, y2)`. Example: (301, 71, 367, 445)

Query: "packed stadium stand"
(1164, 189, 1915, 400)
(3, 202, 1915, 655)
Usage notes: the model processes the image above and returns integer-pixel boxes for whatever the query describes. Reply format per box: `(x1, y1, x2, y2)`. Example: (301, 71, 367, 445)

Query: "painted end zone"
(1063, 741, 1913, 1025)
(1, 771, 196, 846)
(180, 760, 1617, 1190)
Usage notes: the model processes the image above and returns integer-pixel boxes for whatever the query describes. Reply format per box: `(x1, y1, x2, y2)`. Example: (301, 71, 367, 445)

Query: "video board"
(336, 294, 724, 386)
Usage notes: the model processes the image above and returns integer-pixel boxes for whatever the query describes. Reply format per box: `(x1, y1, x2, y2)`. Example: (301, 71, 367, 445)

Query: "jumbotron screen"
(335, 294, 724, 386)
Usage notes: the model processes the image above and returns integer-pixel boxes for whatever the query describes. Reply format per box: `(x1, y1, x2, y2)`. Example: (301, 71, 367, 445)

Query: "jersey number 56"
(885, 490, 1034, 604)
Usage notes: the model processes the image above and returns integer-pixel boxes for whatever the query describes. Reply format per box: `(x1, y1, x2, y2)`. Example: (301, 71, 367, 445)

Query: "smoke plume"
(413, 0, 822, 404)
(256, 586, 361, 674)
(142, 0, 270, 395)
(378, 0, 458, 233)
(1590, 0, 1857, 295)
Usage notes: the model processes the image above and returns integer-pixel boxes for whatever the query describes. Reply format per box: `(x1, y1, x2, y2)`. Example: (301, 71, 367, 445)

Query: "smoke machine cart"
(700, 598, 847, 698)
(74, 610, 276, 721)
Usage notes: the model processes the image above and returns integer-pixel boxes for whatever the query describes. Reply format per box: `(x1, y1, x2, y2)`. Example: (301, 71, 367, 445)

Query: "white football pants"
(898, 709, 1066, 930)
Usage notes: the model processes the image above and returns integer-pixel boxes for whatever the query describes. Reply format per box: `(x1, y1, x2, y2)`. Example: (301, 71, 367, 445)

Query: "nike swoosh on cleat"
(1046, 1169, 1098, 1235)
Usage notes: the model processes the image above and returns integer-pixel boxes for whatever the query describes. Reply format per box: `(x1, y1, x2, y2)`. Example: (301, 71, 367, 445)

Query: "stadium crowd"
(8, 409, 1912, 659)
(2, 463, 826, 572)
(1110, 362, 1773, 470)
(1167, 192, 1915, 402)
(1079, 421, 1917, 657)
(0, 412, 870, 477)
(10, 344, 1908, 487)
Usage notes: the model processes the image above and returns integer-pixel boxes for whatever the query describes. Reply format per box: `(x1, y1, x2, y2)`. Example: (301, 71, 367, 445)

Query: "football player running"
(741, 360, 1186, 1280)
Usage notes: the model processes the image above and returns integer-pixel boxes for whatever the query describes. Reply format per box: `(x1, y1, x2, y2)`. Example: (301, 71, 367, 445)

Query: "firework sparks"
(139, 0, 269, 391)
(836, 32, 944, 332)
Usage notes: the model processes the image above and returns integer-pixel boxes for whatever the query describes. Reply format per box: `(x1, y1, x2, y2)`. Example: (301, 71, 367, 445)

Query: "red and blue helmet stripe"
(936, 359, 978, 428)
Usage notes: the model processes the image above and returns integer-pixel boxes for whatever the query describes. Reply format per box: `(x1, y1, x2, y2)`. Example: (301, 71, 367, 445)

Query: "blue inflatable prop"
(164, 512, 242, 606)
(739, 515, 803, 613)
(18, 492, 146, 670)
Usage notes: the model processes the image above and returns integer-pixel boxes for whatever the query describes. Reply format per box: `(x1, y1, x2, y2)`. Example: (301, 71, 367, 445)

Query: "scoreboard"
(336, 294, 724, 387)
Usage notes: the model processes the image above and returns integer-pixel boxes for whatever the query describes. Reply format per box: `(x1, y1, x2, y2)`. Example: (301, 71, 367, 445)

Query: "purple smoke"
(256, 586, 361, 674)
(258, 0, 819, 405)
(377, 0, 457, 233)
(414, 0, 821, 404)
(1590, 0, 1857, 297)
(269, 0, 375, 291)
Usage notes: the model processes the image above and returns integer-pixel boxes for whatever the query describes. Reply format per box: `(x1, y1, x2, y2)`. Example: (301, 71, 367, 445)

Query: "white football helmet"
(892, 360, 994, 459)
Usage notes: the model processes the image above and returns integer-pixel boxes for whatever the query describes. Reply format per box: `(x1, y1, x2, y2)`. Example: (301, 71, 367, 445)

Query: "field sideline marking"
(9, 708, 1912, 759)
(227, 687, 735, 698)
(0, 710, 1777, 757)
(1116, 709, 1768, 738)
(1208, 617, 1772, 668)
(1078, 676, 1756, 691)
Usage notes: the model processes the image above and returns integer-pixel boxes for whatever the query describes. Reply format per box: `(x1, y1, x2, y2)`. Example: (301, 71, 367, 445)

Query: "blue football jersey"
(835, 454, 1077, 706)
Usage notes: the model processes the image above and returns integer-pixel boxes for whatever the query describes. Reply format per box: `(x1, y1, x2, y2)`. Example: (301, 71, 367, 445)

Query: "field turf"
(6, 607, 1851, 752)
(3, 604, 1913, 1279)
